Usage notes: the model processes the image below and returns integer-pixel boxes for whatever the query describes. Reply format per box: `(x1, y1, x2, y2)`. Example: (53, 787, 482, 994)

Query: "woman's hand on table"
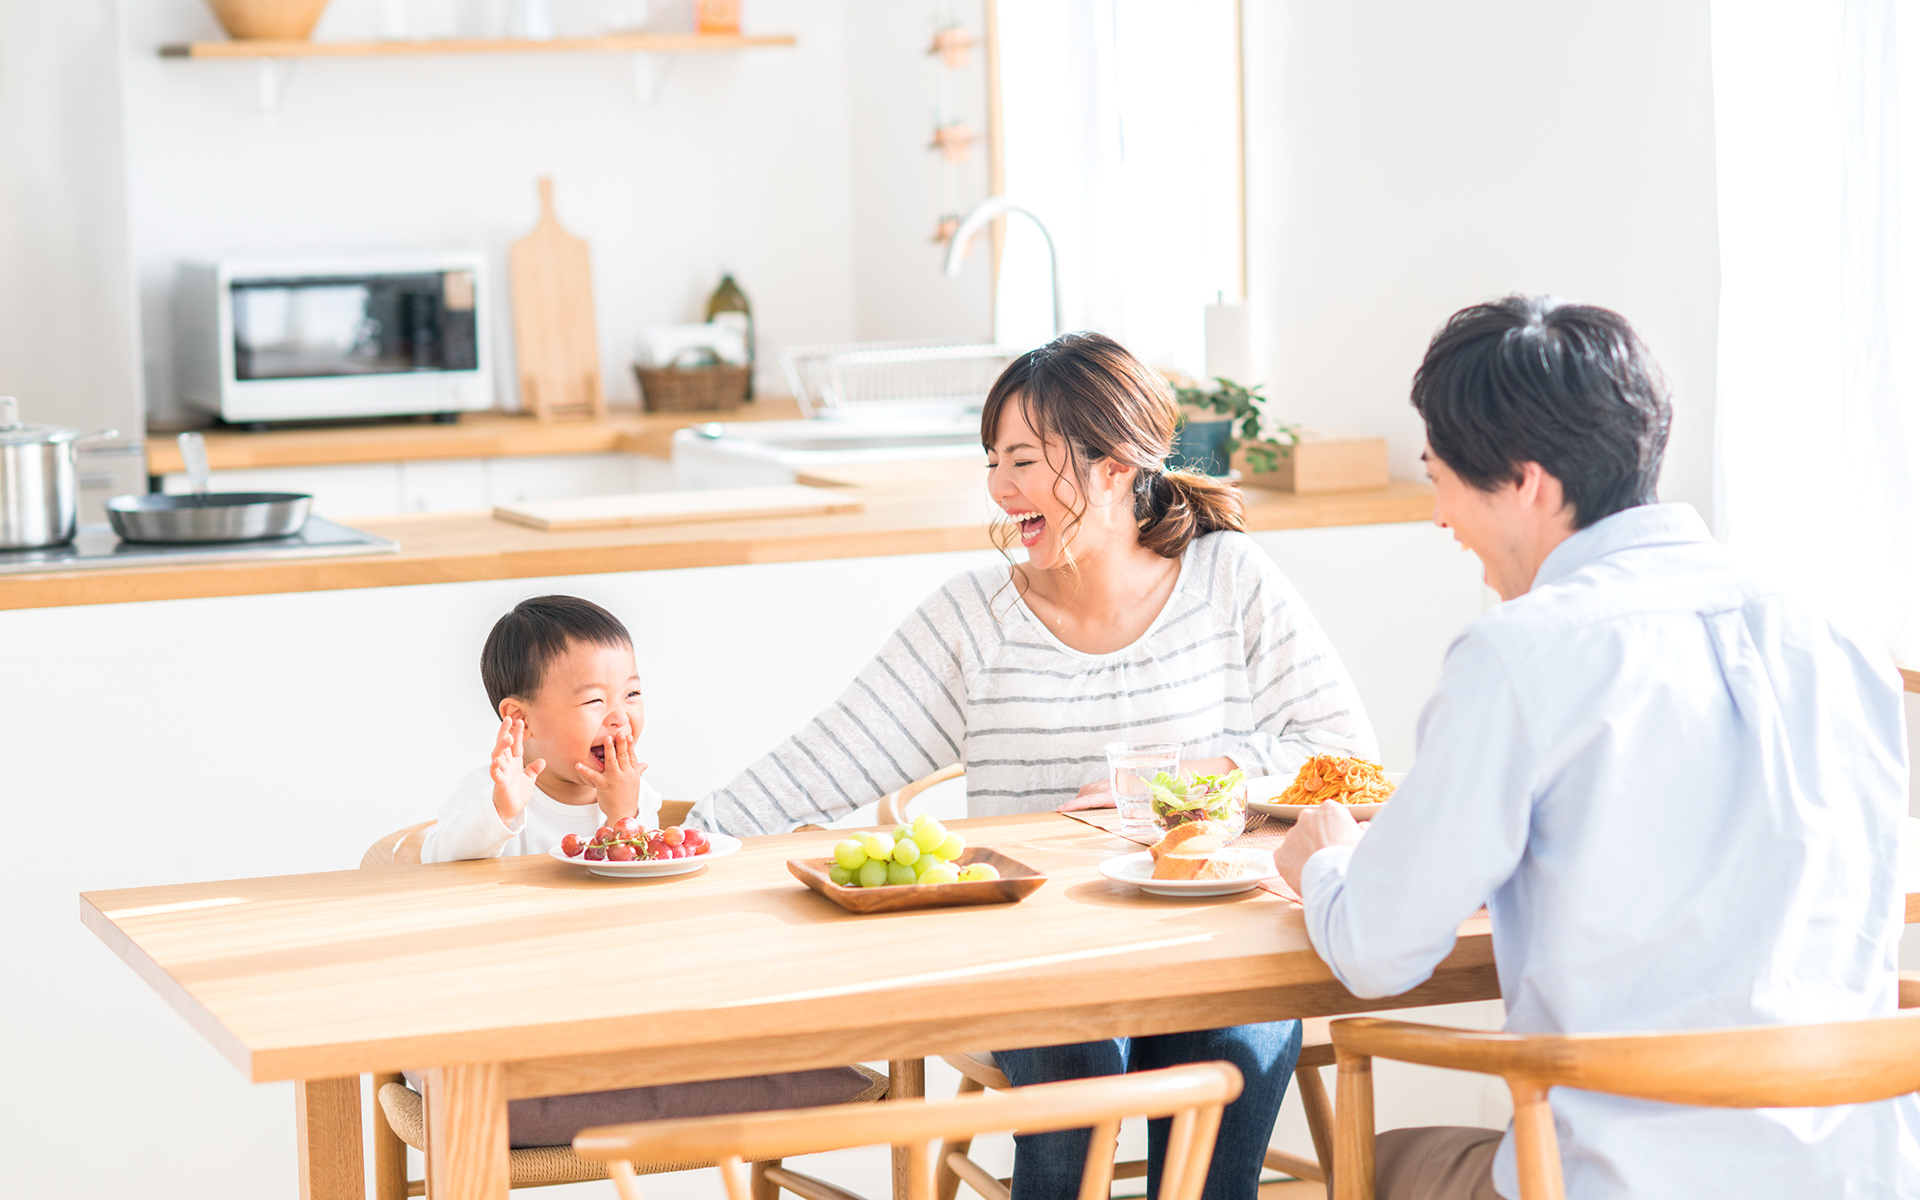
(1180, 755, 1239, 779)
(1053, 756, 1243, 812)
(1274, 800, 1365, 897)
(1056, 778, 1116, 811)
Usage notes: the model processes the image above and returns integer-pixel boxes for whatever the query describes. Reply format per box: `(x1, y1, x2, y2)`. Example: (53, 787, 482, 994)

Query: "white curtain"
(994, 0, 1241, 371)
(1711, 0, 1920, 657)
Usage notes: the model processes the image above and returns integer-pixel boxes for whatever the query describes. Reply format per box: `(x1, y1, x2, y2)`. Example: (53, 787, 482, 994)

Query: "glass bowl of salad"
(1147, 769, 1248, 840)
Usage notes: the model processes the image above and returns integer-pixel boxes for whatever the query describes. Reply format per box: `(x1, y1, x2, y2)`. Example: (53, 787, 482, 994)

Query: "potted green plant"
(1167, 377, 1300, 477)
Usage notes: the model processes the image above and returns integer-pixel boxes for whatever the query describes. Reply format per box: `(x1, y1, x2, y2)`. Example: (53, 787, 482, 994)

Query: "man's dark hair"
(480, 595, 632, 712)
(1412, 295, 1672, 530)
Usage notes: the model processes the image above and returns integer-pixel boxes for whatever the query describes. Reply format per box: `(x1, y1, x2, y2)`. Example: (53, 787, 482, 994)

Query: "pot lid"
(0, 397, 79, 446)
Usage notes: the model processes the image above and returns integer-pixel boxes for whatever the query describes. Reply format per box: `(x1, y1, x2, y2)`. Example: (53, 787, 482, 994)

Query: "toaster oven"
(176, 254, 494, 425)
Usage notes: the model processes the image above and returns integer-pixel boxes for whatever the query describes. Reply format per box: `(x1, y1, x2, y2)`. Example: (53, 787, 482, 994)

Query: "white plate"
(1245, 771, 1403, 822)
(1097, 849, 1277, 898)
(548, 831, 741, 878)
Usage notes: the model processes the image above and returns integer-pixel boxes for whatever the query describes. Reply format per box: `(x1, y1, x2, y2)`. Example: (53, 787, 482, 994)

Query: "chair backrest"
(1332, 1005, 1920, 1200)
(877, 764, 965, 826)
(574, 1062, 1242, 1200)
(658, 798, 695, 828)
(1336, 1011, 1920, 1110)
(361, 821, 434, 869)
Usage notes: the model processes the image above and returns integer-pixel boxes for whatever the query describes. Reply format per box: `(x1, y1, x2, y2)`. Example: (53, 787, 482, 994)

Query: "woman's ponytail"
(1134, 468, 1246, 558)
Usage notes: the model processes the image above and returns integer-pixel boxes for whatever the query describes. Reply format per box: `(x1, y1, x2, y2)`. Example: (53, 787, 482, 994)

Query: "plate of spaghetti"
(1248, 756, 1401, 821)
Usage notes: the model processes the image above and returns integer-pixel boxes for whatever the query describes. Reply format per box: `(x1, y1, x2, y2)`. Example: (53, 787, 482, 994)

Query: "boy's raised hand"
(575, 726, 647, 823)
(489, 715, 546, 823)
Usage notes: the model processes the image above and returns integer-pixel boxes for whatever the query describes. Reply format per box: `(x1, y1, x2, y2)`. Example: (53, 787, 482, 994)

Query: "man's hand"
(1274, 800, 1365, 897)
(576, 726, 647, 823)
(489, 715, 546, 823)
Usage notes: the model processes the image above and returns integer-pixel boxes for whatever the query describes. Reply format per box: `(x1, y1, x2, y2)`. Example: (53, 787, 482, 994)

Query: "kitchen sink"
(672, 418, 984, 489)
(729, 430, 982, 453)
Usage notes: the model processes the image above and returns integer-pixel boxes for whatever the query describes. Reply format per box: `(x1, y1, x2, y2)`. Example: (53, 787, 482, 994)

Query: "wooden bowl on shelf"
(207, 0, 332, 40)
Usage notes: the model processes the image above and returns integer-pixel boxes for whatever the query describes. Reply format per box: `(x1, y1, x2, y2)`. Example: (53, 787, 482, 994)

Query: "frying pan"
(105, 432, 313, 544)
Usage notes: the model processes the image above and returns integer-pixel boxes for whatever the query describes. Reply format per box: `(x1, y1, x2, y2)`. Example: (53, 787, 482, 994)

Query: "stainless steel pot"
(0, 396, 117, 549)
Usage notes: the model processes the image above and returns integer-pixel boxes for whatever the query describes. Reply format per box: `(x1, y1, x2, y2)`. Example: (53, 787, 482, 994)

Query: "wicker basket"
(633, 363, 749, 413)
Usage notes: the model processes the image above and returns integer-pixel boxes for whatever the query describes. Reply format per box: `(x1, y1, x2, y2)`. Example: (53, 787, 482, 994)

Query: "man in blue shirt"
(1277, 296, 1913, 1200)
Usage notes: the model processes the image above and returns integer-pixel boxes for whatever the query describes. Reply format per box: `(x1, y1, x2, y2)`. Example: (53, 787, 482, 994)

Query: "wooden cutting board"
(493, 486, 864, 531)
(509, 177, 606, 422)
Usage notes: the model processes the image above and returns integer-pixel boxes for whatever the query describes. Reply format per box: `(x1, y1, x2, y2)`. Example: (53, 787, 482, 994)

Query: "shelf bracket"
(255, 57, 296, 119)
(630, 51, 674, 105)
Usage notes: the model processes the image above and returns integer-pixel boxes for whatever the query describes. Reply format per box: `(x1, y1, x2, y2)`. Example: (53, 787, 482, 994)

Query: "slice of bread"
(1148, 820, 1233, 861)
(1152, 851, 1245, 882)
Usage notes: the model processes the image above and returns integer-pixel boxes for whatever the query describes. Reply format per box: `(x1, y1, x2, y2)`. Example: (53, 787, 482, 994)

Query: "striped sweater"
(700, 531, 1378, 834)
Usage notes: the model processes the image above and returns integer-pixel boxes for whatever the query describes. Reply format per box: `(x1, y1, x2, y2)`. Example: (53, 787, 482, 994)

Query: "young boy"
(410, 595, 880, 1147)
(422, 594, 662, 863)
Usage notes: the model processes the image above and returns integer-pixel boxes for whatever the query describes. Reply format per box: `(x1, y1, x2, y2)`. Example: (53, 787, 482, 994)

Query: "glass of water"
(1106, 741, 1182, 837)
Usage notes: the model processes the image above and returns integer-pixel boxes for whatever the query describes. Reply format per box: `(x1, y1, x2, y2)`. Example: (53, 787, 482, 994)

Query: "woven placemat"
(1061, 808, 1302, 903)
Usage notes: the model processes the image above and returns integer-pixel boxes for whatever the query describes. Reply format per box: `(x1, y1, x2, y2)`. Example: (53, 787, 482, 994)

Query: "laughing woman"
(700, 332, 1375, 1200)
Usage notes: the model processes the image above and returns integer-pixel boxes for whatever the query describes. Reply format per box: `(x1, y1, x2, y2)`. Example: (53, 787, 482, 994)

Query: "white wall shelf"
(158, 33, 797, 111)
(158, 33, 797, 59)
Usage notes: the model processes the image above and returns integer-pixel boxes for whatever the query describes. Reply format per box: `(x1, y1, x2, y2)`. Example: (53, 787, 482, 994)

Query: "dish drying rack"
(780, 339, 1023, 418)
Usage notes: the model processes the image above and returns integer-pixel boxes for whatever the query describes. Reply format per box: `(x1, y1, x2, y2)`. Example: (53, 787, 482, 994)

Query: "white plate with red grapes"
(550, 820, 740, 878)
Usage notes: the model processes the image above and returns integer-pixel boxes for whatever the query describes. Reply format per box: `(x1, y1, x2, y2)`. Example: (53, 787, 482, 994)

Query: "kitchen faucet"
(943, 196, 1063, 337)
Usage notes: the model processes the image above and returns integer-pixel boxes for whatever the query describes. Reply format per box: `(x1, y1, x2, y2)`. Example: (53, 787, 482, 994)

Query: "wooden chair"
(932, 1028, 1335, 1200)
(359, 804, 879, 1198)
(574, 1061, 1245, 1200)
(875, 767, 1335, 1196)
(877, 764, 965, 826)
(1331, 975, 1920, 1200)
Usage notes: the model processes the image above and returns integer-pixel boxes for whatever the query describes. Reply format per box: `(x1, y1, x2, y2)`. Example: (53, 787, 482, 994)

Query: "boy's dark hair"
(1411, 295, 1672, 530)
(481, 595, 632, 712)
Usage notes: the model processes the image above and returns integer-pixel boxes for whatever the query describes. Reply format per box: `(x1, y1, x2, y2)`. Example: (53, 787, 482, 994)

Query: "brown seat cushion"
(401, 1066, 881, 1149)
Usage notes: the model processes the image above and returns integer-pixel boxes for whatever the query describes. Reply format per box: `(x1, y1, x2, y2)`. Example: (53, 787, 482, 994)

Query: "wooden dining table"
(80, 811, 1920, 1200)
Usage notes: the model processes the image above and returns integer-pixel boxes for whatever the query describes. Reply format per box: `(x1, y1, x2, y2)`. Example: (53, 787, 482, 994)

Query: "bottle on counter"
(696, 0, 740, 35)
(707, 273, 755, 400)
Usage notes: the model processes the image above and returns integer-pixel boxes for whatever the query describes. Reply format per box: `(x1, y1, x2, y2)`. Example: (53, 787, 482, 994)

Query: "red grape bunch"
(561, 817, 711, 862)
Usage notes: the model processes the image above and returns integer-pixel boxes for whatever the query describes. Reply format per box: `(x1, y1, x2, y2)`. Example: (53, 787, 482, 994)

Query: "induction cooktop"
(0, 517, 399, 577)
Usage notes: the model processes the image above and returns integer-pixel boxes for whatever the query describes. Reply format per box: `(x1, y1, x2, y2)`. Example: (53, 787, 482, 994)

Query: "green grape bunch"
(828, 813, 998, 887)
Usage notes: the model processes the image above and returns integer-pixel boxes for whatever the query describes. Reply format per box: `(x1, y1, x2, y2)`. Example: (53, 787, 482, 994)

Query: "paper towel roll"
(1205, 299, 1250, 382)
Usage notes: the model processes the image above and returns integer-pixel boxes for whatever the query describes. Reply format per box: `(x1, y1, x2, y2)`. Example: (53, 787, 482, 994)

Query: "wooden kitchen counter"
(145, 400, 804, 474)
(0, 478, 1436, 611)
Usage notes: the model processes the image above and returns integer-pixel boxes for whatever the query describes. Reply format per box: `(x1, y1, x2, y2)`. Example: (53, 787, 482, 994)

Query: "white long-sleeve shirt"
(701, 531, 1376, 833)
(420, 765, 663, 862)
(1301, 503, 1918, 1199)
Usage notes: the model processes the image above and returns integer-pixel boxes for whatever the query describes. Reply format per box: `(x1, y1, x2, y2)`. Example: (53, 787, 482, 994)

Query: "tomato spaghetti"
(1275, 755, 1396, 805)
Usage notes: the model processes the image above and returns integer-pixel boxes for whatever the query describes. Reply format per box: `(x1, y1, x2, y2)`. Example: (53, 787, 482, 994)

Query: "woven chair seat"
(379, 1065, 890, 1185)
(379, 1083, 620, 1183)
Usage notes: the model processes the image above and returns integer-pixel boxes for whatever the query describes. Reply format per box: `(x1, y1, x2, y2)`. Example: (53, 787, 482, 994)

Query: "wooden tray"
(787, 848, 1047, 914)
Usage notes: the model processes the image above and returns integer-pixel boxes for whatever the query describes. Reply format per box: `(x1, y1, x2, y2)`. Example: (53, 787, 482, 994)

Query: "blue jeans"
(994, 1021, 1303, 1200)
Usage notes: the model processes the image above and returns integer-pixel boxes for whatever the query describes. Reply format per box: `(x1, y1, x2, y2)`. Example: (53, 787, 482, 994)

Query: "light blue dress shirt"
(1302, 503, 1918, 1199)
